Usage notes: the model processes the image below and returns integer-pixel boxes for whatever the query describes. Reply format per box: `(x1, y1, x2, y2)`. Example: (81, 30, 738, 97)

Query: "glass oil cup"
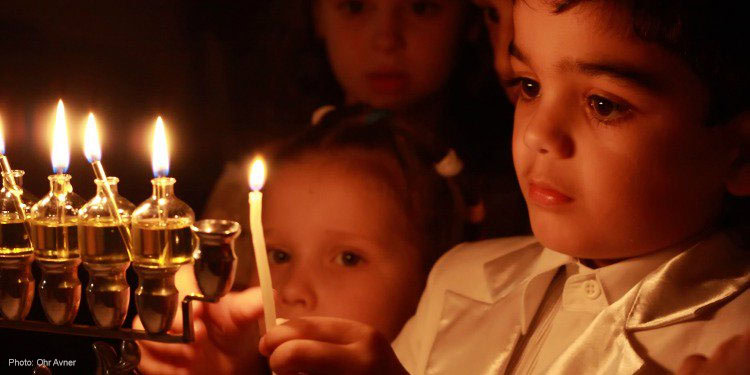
(131, 177, 194, 334)
(29, 174, 85, 325)
(191, 220, 240, 300)
(78, 177, 135, 328)
(0, 170, 37, 320)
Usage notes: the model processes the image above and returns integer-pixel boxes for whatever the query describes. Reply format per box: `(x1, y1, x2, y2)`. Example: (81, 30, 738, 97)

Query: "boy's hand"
(259, 317, 409, 375)
(677, 330, 750, 375)
(134, 266, 267, 374)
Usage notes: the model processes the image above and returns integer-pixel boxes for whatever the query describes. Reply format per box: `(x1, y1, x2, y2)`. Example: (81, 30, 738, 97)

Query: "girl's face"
(314, 0, 468, 109)
(263, 152, 427, 341)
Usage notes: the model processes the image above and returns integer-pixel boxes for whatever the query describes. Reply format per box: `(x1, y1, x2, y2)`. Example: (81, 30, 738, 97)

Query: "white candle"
(248, 156, 277, 333)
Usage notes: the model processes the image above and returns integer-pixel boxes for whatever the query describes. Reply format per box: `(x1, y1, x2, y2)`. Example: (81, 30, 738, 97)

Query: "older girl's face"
(314, 0, 468, 110)
(262, 153, 427, 341)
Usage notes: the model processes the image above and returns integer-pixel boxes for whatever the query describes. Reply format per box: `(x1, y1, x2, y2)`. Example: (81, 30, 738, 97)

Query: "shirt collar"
(516, 244, 683, 333)
(573, 245, 685, 304)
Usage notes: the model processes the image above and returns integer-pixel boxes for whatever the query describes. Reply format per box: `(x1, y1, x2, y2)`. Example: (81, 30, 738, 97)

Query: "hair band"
(311, 105, 336, 126)
(434, 149, 463, 177)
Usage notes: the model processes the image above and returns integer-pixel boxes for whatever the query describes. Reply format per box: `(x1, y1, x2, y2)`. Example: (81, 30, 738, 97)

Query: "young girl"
(136, 106, 469, 373)
(209, 1, 527, 291)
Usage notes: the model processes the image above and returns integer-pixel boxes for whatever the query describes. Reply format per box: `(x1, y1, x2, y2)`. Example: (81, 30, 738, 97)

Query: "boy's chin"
(530, 219, 640, 261)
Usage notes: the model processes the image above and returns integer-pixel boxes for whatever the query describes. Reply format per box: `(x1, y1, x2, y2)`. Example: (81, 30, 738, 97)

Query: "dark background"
(1, 2, 313, 374)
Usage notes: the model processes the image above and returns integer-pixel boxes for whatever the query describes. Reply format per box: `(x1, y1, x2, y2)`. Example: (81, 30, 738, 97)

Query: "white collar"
(571, 245, 684, 304)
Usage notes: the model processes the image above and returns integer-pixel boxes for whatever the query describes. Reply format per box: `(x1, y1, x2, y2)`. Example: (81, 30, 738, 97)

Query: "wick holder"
(191, 219, 240, 300)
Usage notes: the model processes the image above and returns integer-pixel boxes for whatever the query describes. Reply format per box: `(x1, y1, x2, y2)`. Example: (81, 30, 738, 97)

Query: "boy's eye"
(587, 95, 630, 123)
(269, 249, 291, 264)
(483, 6, 499, 24)
(411, 1, 441, 16)
(335, 251, 363, 267)
(518, 78, 540, 99)
(338, 0, 365, 14)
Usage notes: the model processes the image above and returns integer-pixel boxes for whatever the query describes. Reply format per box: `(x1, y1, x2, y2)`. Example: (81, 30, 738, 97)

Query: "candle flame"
(84, 113, 102, 163)
(152, 116, 169, 177)
(0, 116, 5, 155)
(249, 156, 266, 191)
(51, 99, 70, 173)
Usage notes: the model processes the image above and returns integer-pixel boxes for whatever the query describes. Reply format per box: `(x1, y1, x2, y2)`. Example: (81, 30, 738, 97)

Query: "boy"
(258, 0, 749, 373)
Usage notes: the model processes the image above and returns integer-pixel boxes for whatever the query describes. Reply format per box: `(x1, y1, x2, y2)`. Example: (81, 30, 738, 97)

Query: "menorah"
(0, 101, 269, 374)
(0, 200, 241, 375)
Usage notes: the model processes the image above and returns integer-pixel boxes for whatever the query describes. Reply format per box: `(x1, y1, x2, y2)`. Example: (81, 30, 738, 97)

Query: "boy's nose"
(278, 269, 317, 312)
(522, 102, 574, 158)
(372, 10, 405, 52)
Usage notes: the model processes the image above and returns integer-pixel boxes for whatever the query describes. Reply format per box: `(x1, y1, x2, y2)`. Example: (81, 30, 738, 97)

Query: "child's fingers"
(677, 332, 750, 375)
(201, 287, 264, 339)
(137, 340, 196, 370)
(135, 357, 193, 375)
(132, 315, 143, 330)
(175, 264, 201, 297)
(268, 339, 356, 375)
(703, 332, 750, 373)
(259, 316, 374, 356)
(676, 354, 707, 375)
(136, 318, 207, 369)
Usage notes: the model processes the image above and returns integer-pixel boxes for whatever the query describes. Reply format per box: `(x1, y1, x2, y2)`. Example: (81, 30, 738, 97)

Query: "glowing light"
(83, 113, 102, 163)
(51, 99, 70, 173)
(151, 116, 169, 177)
(249, 156, 266, 191)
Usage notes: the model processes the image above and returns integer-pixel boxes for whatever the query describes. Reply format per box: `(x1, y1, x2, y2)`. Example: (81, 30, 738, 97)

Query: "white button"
(582, 280, 601, 299)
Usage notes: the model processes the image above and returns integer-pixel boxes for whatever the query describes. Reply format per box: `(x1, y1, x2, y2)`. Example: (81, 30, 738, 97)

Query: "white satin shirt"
(392, 233, 750, 374)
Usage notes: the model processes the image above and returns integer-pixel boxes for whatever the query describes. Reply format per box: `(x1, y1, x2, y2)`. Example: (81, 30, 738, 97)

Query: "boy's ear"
(724, 111, 750, 196)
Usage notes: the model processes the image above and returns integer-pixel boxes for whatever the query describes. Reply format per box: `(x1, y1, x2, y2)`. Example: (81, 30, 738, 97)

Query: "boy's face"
(262, 152, 426, 341)
(314, 0, 466, 109)
(510, 0, 738, 260)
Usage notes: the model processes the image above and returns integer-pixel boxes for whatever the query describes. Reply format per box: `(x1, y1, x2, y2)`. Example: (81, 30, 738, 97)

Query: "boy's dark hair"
(271, 105, 468, 269)
(549, 0, 748, 126)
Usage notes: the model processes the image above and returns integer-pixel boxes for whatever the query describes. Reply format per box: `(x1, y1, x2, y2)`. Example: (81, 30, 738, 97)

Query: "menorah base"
(92, 340, 141, 375)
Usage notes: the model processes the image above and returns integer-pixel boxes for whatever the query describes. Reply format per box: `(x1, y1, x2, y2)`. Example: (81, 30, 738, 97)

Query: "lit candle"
(51, 99, 71, 257)
(83, 113, 133, 257)
(52, 99, 70, 176)
(151, 116, 171, 266)
(0, 116, 32, 237)
(248, 156, 277, 333)
(152, 116, 169, 179)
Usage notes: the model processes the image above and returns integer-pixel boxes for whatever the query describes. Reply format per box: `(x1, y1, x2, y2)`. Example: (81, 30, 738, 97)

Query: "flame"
(249, 156, 266, 191)
(84, 113, 102, 163)
(151, 116, 169, 177)
(51, 99, 70, 173)
(0, 116, 5, 155)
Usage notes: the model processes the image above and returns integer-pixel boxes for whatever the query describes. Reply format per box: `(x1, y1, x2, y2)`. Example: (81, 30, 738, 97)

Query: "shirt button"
(583, 280, 601, 299)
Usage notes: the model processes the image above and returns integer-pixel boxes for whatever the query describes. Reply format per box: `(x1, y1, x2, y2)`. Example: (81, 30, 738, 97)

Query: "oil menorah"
(0, 169, 241, 375)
